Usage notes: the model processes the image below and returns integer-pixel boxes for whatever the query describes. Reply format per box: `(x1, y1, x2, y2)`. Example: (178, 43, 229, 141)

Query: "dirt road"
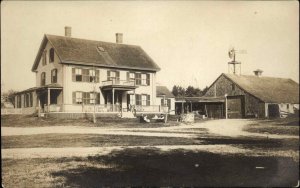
(2, 119, 297, 139)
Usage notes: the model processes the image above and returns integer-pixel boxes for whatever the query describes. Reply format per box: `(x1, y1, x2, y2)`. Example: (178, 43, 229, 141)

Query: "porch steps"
(121, 111, 135, 118)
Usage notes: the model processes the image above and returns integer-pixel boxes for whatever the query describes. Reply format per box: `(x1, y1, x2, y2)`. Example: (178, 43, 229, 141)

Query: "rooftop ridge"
(45, 34, 141, 48)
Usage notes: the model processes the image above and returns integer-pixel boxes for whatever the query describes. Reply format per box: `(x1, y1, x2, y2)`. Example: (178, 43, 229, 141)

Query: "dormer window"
(97, 46, 105, 52)
(49, 48, 55, 63)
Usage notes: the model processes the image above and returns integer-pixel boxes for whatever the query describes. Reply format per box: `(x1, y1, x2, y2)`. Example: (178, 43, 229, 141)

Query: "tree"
(185, 85, 195, 97)
(202, 86, 209, 96)
(171, 85, 179, 97)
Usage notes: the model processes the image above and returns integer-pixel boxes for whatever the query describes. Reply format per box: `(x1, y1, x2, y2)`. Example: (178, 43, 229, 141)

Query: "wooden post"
(112, 88, 115, 112)
(38, 96, 41, 117)
(47, 88, 50, 112)
(225, 94, 228, 119)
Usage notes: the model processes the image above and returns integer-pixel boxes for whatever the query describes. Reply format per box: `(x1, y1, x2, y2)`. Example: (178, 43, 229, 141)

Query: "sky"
(1, 1, 299, 92)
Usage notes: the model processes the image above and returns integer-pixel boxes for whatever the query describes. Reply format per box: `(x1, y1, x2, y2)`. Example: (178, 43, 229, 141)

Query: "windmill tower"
(228, 47, 246, 75)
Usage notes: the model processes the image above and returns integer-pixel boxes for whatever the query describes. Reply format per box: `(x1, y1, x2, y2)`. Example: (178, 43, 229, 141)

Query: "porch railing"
(43, 104, 168, 113)
(102, 80, 135, 87)
(134, 105, 169, 113)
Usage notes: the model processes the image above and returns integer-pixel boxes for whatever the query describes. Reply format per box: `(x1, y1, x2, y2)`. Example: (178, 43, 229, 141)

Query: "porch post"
(47, 88, 50, 112)
(225, 94, 228, 119)
(112, 88, 115, 112)
(38, 96, 41, 117)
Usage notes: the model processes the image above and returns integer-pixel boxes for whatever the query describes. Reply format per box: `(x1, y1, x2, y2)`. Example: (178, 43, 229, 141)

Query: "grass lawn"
(1, 134, 199, 149)
(2, 148, 299, 187)
(243, 116, 299, 136)
(1, 115, 299, 187)
(1, 114, 183, 128)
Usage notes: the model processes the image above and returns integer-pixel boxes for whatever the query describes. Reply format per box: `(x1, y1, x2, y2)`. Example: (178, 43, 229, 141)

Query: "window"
(231, 83, 236, 91)
(90, 93, 95, 104)
(51, 69, 57, 83)
(142, 95, 147, 106)
(127, 94, 135, 105)
(135, 94, 141, 105)
(49, 48, 55, 62)
(127, 72, 135, 83)
(41, 72, 46, 86)
(107, 70, 120, 83)
(135, 73, 141, 85)
(287, 104, 290, 109)
(141, 94, 150, 106)
(141, 74, 147, 85)
(75, 69, 82, 81)
(73, 91, 100, 104)
(88, 70, 99, 83)
(42, 50, 47, 66)
(74, 92, 82, 104)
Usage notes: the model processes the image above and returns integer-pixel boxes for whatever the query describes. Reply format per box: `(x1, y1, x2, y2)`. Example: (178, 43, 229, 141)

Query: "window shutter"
(127, 72, 130, 81)
(167, 99, 171, 109)
(147, 95, 150, 106)
(72, 92, 76, 104)
(97, 93, 100, 104)
(107, 70, 111, 81)
(96, 70, 99, 82)
(116, 71, 120, 80)
(72, 68, 75, 82)
(161, 99, 164, 106)
(146, 74, 150, 85)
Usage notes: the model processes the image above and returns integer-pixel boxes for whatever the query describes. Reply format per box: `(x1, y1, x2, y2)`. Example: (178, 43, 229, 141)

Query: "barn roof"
(223, 73, 299, 104)
(156, 86, 175, 98)
(32, 34, 160, 72)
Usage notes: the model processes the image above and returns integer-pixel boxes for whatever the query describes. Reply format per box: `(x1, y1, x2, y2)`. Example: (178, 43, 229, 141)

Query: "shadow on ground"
(199, 136, 299, 150)
(51, 148, 298, 187)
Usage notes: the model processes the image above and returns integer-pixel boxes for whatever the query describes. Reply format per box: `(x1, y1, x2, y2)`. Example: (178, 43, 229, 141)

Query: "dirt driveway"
(2, 119, 297, 139)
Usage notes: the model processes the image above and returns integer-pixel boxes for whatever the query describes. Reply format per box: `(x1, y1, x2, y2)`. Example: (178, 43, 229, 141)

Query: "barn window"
(231, 83, 236, 91)
(41, 72, 46, 86)
(49, 48, 55, 62)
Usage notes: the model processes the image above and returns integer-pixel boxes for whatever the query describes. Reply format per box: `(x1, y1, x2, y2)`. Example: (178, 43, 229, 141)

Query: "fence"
(1, 108, 23, 115)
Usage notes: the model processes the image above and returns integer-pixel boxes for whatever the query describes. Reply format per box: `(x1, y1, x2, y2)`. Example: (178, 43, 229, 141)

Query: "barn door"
(227, 96, 244, 119)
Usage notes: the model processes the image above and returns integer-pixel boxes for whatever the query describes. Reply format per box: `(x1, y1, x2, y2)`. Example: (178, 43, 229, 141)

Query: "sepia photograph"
(1, 1, 299, 187)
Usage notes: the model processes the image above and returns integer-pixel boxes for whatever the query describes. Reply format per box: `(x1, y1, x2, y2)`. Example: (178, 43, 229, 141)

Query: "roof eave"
(61, 60, 160, 72)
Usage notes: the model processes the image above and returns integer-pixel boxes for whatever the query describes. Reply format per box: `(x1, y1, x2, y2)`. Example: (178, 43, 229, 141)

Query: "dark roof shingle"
(156, 86, 175, 98)
(32, 34, 160, 71)
(224, 73, 299, 103)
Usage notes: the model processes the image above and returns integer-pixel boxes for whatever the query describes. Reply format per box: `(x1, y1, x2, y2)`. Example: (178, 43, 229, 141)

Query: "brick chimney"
(65, 26, 72, 37)
(253, 69, 263, 77)
(116, 33, 123, 44)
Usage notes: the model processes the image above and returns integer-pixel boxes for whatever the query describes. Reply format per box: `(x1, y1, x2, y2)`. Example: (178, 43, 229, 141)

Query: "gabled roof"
(32, 34, 161, 72)
(223, 73, 299, 103)
(156, 86, 175, 98)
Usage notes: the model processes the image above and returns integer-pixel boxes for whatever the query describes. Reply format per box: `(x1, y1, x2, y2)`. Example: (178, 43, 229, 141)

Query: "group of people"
(141, 114, 165, 123)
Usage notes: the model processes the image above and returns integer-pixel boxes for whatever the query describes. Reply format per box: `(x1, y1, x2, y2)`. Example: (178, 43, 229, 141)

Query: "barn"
(175, 71, 299, 119)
